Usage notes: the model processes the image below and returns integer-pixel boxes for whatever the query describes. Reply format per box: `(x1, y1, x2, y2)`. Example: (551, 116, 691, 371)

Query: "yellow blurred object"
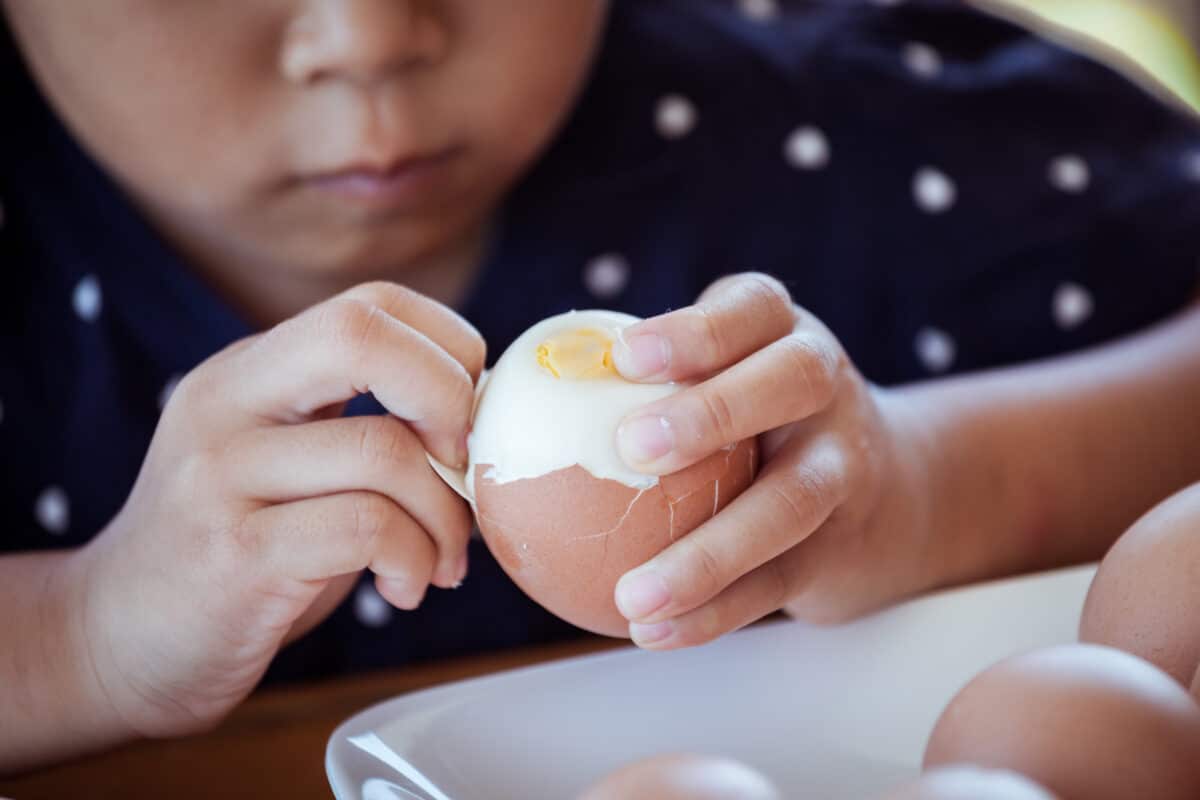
(977, 0, 1200, 112)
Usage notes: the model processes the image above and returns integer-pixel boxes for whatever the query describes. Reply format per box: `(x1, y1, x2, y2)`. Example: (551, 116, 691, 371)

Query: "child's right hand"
(71, 282, 483, 739)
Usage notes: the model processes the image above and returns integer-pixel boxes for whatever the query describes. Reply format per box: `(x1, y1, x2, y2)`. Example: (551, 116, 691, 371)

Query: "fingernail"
(617, 415, 674, 466)
(381, 578, 425, 610)
(456, 433, 470, 469)
(630, 620, 674, 647)
(454, 552, 469, 586)
(614, 333, 670, 380)
(616, 569, 671, 620)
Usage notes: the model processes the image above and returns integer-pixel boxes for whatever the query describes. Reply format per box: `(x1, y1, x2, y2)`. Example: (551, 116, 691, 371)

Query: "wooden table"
(0, 635, 628, 800)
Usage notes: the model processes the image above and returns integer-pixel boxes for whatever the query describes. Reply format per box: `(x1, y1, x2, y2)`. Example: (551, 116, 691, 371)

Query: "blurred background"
(982, 0, 1200, 111)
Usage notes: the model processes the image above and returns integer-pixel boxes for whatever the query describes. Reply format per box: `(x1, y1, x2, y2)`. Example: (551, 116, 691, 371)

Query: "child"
(3, 0, 1200, 773)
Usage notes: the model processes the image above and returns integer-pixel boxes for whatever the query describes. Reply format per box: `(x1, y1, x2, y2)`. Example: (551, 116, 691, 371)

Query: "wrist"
(49, 543, 141, 757)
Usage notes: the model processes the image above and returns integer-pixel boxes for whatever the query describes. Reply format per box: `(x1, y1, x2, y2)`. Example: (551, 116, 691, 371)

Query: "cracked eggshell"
(467, 310, 758, 637)
(475, 440, 756, 636)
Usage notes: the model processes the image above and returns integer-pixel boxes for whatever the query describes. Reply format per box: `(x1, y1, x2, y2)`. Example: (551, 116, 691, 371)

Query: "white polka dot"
(737, 0, 779, 21)
(355, 583, 393, 628)
(1048, 155, 1090, 194)
(915, 327, 956, 373)
(73, 275, 103, 322)
(583, 254, 631, 299)
(1053, 282, 1094, 330)
(903, 42, 943, 79)
(655, 94, 698, 140)
(158, 373, 184, 411)
(784, 126, 831, 171)
(913, 167, 957, 214)
(1182, 150, 1200, 181)
(35, 486, 70, 535)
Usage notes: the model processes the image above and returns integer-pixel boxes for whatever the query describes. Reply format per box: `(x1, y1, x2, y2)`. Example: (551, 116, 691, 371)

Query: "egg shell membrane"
(923, 645, 1200, 800)
(474, 438, 758, 637)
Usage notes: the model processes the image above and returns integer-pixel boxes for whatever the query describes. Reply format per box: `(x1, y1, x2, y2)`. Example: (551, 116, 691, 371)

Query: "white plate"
(326, 564, 1096, 800)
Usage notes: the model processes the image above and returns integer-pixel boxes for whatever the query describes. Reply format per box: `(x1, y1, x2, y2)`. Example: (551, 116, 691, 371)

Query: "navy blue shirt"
(4, 0, 1200, 683)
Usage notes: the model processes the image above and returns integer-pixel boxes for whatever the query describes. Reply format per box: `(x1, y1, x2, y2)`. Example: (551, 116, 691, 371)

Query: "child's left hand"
(611, 273, 936, 647)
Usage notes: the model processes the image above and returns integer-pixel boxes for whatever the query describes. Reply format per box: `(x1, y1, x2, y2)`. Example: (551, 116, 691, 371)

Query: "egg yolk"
(536, 328, 617, 379)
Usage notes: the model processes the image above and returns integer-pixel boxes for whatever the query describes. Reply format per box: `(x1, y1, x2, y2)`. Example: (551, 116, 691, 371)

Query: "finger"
(245, 491, 437, 609)
(219, 296, 475, 467)
(614, 436, 848, 624)
(616, 326, 840, 473)
(338, 282, 486, 382)
(628, 550, 806, 650)
(227, 415, 472, 589)
(284, 572, 360, 645)
(612, 272, 795, 381)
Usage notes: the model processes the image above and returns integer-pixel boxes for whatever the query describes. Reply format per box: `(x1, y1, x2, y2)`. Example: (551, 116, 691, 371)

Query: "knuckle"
(355, 416, 412, 472)
(166, 365, 216, 414)
(680, 537, 726, 602)
(737, 273, 794, 329)
(693, 302, 729, 365)
(770, 469, 821, 532)
(696, 388, 739, 446)
(316, 298, 382, 363)
(348, 280, 410, 306)
(777, 335, 838, 408)
(349, 493, 391, 556)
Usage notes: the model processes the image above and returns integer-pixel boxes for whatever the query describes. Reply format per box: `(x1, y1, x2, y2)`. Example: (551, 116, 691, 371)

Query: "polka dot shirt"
(3, 0, 1200, 684)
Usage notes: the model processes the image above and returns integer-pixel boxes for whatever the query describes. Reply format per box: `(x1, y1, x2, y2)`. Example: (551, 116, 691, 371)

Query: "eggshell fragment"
(475, 438, 757, 636)
(924, 644, 1200, 800)
(577, 753, 780, 800)
(1080, 483, 1200, 688)
(879, 766, 1057, 799)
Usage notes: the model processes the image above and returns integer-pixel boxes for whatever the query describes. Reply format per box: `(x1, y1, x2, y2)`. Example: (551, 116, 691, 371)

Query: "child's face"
(5, 1, 608, 282)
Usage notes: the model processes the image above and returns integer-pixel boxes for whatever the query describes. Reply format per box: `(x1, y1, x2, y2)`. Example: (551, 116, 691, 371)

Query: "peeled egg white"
(464, 310, 757, 637)
(466, 310, 677, 491)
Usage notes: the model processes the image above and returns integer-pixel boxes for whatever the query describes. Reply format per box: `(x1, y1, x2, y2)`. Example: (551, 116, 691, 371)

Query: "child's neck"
(185, 226, 488, 329)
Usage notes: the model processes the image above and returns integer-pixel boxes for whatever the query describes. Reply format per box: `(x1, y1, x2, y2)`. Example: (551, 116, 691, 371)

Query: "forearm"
(892, 301, 1200, 590)
(0, 548, 133, 775)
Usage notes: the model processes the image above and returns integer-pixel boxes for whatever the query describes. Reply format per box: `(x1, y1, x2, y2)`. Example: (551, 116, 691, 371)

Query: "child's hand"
(611, 273, 933, 647)
(75, 282, 483, 738)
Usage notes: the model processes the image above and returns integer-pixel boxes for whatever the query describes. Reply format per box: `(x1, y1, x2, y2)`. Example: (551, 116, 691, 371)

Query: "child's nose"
(280, 0, 449, 87)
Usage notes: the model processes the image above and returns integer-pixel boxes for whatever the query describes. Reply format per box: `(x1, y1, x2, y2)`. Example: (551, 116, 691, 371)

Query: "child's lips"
(304, 146, 461, 211)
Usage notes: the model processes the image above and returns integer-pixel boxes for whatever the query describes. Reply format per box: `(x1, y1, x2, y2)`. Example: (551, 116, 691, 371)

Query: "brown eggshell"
(1080, 483, 1200, 688)
(577, 753, 780, 800)
(879, 766, 1058, 799)
(475, 439, 757, 637)
(923, 644, 1200, 800)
